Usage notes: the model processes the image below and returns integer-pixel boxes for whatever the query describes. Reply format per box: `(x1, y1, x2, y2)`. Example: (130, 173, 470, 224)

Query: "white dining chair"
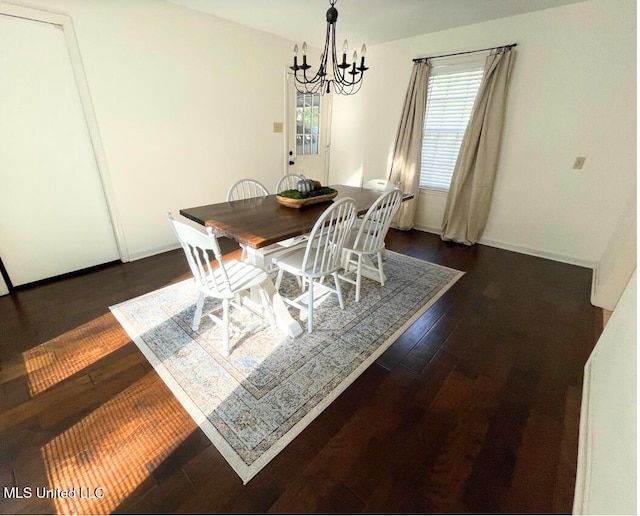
(226, 179, 270, 260)
(226, 178, 269, 202)
(358, 179, 397, 231)
(271, 173, 310, 260)
(275, 173, 303, 194)
(168, 213, 274, 357)
(340, 189, 402, 302)
(363, 178, 395, 193)
(273, 197, 357, 333)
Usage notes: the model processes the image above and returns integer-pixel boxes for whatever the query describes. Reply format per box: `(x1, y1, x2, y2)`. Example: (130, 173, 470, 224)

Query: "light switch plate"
(573, 156, 586, 169)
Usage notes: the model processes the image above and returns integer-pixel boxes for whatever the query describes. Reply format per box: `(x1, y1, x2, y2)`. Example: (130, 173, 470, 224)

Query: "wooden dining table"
(179, 184, 412, 337)
(180, 185, 404, 250)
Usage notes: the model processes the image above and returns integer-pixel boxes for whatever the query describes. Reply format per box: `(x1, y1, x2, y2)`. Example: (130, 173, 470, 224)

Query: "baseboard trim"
(412, 225, 596, 269)
(133, 228, 597, 271)
(127, 243, 181, 262)
(128, 237, 237, 262)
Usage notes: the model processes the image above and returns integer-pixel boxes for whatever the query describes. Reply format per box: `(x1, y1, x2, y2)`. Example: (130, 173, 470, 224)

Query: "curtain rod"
(413, 43, 517, 63)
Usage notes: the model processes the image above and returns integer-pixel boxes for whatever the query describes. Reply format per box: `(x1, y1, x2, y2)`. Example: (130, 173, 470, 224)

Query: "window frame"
(419, 54, 486, 193)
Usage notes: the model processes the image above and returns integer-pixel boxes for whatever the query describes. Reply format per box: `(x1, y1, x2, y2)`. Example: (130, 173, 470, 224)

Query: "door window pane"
(295, 91, 321, 155)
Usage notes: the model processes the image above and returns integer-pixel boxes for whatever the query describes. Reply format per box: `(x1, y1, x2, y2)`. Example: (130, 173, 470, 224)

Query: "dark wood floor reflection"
(0, 230, 600, 514)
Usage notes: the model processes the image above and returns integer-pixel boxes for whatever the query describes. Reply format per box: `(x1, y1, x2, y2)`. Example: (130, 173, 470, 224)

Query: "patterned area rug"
(110, 251, 463, 483)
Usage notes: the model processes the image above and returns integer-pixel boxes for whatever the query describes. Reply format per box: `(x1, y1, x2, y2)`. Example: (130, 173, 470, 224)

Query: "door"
(0, 13, 119, 287)
(285, 72, 332, 186)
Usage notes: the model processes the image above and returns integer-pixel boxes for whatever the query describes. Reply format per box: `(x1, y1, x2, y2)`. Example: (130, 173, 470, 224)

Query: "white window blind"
(420, 60, 484, 191)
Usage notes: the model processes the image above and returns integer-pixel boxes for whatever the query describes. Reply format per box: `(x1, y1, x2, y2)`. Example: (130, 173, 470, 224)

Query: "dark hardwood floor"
(0, 230, 600, 514)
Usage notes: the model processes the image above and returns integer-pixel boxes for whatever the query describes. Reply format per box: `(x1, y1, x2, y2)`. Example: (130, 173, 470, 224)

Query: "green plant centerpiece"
(279, 186, 336, 199)
(278, 176, 336, 199)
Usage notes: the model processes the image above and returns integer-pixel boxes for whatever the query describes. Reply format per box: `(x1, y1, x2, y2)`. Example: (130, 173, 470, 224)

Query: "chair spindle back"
(302, 198, 357, 276)
(168, 214, 229, 296)
(227, 179, 269, 201)
(354, 189, 402, 252)
(275, 174, 303, 193)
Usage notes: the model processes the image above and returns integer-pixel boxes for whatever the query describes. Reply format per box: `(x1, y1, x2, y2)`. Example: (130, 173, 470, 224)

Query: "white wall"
(5, 0, 635, 267)
(573, 271, 636, 514)
(330, 0, 636, 266)
(8, 0, 294, 260)
(591, 190, 636, 309)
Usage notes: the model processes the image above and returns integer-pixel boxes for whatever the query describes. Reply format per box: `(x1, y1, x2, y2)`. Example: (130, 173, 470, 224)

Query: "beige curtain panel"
(441, 48, 515, 245)
(389, 61, 430, 230)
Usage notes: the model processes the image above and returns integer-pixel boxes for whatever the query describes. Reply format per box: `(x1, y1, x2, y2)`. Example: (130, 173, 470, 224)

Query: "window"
(420, 58, 484, 191)
(295, 91, 320, 155)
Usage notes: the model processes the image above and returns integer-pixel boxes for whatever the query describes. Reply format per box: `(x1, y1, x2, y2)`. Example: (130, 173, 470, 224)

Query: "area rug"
(110, 251, 463, 484)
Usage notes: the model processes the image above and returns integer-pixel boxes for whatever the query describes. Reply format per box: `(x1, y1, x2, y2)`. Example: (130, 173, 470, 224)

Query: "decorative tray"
(276, 190, 338, 209)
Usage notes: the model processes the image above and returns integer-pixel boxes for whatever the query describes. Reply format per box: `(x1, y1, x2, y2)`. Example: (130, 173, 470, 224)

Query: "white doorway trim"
(0, 1, 129, 263)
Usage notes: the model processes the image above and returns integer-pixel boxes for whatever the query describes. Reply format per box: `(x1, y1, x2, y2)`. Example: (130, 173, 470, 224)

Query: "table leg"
(245, 247, 303, 337)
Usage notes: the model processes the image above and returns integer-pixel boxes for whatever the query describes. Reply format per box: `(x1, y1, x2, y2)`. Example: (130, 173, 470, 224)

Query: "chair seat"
(341, 228, 385, 254)
(204, 259, 269, 298)
(272, 246, 337, 279)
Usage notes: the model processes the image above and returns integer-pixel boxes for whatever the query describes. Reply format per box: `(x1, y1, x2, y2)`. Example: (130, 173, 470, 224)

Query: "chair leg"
(355, 254, 363, 303)
(334, 272, 345, 309)
(377, 250, 385, 286)
(343, 250, 354, 272)
(221, 299, 230, 357)
(192, 292, 205, 330)
(307, 280, 314, 333)
(275, 268, 284, 290)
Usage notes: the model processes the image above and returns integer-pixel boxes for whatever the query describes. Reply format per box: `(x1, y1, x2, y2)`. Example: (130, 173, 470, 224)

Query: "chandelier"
(289, 0, 368, 95)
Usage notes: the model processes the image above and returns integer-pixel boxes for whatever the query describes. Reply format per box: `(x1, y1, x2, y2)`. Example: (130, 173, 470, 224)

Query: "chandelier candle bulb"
(340, 39, 349, 68)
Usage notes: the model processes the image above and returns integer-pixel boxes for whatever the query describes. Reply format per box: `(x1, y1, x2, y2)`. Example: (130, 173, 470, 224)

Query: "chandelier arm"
(330, 24, 345, 87)
(299, 19, 332, 91)
(294, 71, 320, 94)
(318, 20, 332, 91)
(332, 36, 361, 88)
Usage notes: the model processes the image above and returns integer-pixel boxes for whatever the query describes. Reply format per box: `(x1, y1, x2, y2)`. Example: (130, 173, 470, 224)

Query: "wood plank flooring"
(0, 230, 600, 514)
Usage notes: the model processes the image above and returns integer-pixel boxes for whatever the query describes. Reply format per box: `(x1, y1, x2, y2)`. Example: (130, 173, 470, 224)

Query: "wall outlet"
(573, 156, 586, 169)
(273, 122, 283, 133)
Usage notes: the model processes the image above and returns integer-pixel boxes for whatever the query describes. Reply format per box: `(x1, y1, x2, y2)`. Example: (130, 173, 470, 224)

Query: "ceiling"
(166, 0, 588, 47)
